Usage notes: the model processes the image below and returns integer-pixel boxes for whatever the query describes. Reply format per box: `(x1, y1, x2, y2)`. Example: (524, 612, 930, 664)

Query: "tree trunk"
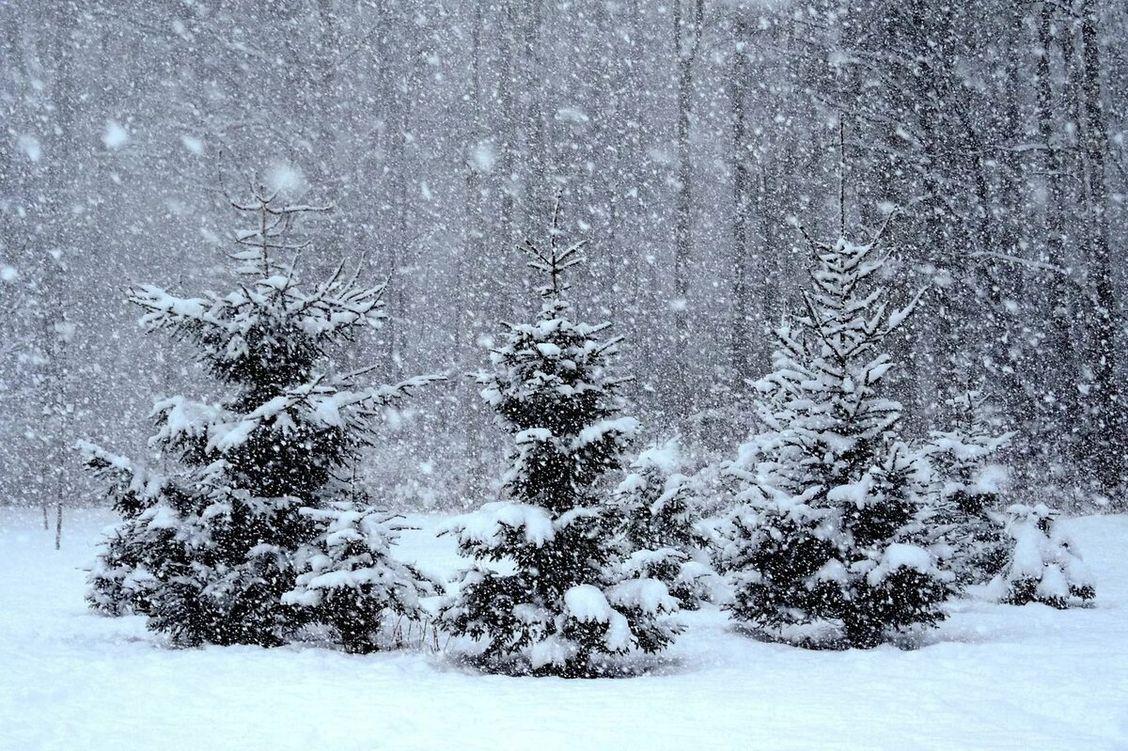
(672, 0, 703, 414)
(459, 1, 488, 504)
(1035, 4, 1082, 464)
(729, 18, 753, 389)
(496, 1, 519, 319)
(1078, 1, 1123, 491)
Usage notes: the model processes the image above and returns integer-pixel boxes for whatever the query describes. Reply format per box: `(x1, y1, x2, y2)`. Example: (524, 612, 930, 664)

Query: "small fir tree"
(925, 389, 1013, 585)
(82, 187, 439, 648)
(613, 438, 717, 609)
(282, 503, 438, 653)
(439, 204, 678, 676)
(721, 225, 952, 649)
(990, 503, 1095, 608)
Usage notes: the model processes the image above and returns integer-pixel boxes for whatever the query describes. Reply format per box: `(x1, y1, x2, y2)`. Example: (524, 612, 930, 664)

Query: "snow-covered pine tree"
(721, 223, 953, 649)
(439, 203, 678, 677)
(82, 186, 439, 648)
(990, 503, 1095, 608)
(925, 389, 1013, 585)
(613, 438, 716, 610)
(282, 502, 437, 653)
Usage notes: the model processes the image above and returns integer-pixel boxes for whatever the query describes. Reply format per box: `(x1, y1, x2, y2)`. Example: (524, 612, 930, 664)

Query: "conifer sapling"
(613, 438, 717, 609)
(440, 200, 678, 676)
(81, 185, 440, 649)
(721, 220, 953, 649)
(925, 389, 1013, 585)
(990, 503, 1095, 608)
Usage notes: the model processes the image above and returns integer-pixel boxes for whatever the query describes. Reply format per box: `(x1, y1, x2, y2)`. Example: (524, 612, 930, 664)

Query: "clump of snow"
(263, 161, 307, 197)
(603, 611, 633, 651)
(865, 544, 948, 588)
(17, 134, 41, 162)
(1037, 564, 1069, 601)
(881, 543, 933, 571)
(102, 120, 130, 150)
(606, 578, 678, 615)
(633, 438, 682, 475)
(564, 585, 636, 652)
(516, 427, 553, 445)
(53, 320, 76, 343)
(826, 475, 873, 507)
(211, 419, 258, 452)
(811, 558, 848, 584)
(554, 107, 590, 124)
(535, 342, 561, 357)
(469, 140, 496, 173)
(448, 502, 555, 547)
(314, 397, 343, 428)
(528, 635, 575, 669)
(132, 285, 208, 321)
(180, 135, 204, 154)
(151, 397, 225, 446)
(574, 417, 639, 448)
(1009, 527, 1047, 579)
(564, 584, 612, 622)
(975, 463, 1009, 494)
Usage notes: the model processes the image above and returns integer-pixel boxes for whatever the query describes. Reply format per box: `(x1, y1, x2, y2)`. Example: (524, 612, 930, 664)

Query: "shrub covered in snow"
(924, 389, 1013, 586)
(720, 230, 953, 649)
(612, 438, 718, 609)
(990, 503, 1095, 608)
(81, 189, 439, 647)
(283, 503, 438, 653)
(439, 209, 678, 676)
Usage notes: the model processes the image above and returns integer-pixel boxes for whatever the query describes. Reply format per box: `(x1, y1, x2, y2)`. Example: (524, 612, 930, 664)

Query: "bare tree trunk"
(460, 0, 486, 359)
(314, 0, 342, 265)
(1077, 0, 1124, 491)
(729, 16, 752, 389)
(521, 0, 548, 240)
(54, 503, 62, 550)
(625, 0, 660, 393)
(459, 1, 488, 505)
(373, 0, 399, 371)
(757, 167, 778, 323)
(495, 1, 520, 318)
(1035, 3, 1082, 462)
(35, 4, 79, 540)
(595, 1, 623, 318)
(672, 0, 704, 414)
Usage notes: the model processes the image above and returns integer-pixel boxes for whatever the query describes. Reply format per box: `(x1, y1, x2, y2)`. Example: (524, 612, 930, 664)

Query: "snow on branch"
(75, 439, 167, 515)
(207, 373, 445, 453)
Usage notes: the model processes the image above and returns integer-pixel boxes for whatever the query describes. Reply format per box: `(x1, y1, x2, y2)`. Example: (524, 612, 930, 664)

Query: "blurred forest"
(1, 0, 1125, 511)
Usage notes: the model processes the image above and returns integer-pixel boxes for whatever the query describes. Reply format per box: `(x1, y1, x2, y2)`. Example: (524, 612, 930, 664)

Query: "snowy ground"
(1, 508, 1126, 751)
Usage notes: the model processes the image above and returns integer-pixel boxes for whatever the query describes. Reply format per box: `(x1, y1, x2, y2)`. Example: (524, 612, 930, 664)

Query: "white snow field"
(1, 508, 1126, 751)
